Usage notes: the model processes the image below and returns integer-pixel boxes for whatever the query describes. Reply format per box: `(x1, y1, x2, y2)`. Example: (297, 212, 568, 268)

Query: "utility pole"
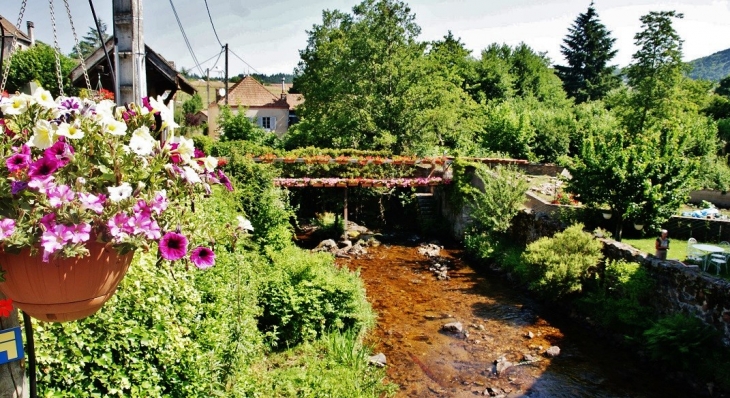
(113, 0, 147, 105)
(206, 68, 210, 106)
(224, 43, 229, 105)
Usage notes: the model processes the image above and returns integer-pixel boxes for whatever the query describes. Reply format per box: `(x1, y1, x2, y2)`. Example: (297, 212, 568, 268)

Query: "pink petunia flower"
(78, 192, 106, 214)
(0, 218, 16, 240)
(107, 213, 132, 240)
(150, 191, 168, 215)
(39, 213, 56, 230)
(190, 246, 215, 269)
(41, 225, 71, 262)
(47, 184, 75, 208)
(129, 213, 161, 240)
(158, 232, 188, 261)
(65, 223, 91, 244)
(28, 176, 56, 194)
(44, 140, 75, 166)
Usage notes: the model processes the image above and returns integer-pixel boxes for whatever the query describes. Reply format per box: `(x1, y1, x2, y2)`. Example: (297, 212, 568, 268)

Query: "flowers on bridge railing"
(253, 154, 451, 165)
(273, 177, 451, 188)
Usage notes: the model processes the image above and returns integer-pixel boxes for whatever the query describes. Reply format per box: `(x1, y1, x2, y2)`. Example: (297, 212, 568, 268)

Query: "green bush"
(256, 246, 373, 349)
(33, 253, 222, 397)
(642, 314, 720, 370)
(312, 212, 345, 240)
(519, 224, 603, 298)
(578, 259, 655, 334)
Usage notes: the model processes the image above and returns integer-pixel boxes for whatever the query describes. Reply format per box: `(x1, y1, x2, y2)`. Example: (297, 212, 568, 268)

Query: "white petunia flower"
(148, 96, 179, 130)
(56, 121, 85, 140)
(182, 166, 202, 184)
(129, 134, 155, 156)
(170, 136, 195, 162)
(107, 183, 133, 202)
(32, 88, 56, 109)
(29, 120, 56, 149)
(236, 216, 254, 232)
(0, 95, 29, 115)
(203, 156, 218, 173)
(132, 126, 154, 141)
(104, 119, 128, 136)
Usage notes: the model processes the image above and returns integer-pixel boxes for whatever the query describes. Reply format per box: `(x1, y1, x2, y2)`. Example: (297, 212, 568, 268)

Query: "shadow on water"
(331, 240, 698, 397)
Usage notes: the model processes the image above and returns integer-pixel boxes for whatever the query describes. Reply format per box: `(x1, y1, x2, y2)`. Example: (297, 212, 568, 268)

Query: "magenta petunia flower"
(39, 213, 56, 230)
(217, 170, 233, 191)
(28, 157, 61, 180)
(190, 246, 215, 269)
(44, 140, 75, 166)
(6, 153, 30, 172)
(194, 148, 205, 158)
(0, 218, 16, 240)
(159, 232, 188, 261)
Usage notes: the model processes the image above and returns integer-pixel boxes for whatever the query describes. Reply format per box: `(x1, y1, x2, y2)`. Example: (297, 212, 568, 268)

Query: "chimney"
(26, 21, 34, 46)
(280, 77, 287, 100)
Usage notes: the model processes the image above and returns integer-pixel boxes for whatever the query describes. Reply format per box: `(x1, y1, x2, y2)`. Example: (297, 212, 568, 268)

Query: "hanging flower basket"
(0, 242, 134, 322)
(282, 156, 297, 164)
(336, 181, 348, 188)
(347, 179, 360, 187)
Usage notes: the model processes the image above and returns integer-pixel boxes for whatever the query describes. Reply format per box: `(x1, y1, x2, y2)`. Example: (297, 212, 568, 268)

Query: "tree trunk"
(0, 293, 27, 398)
(615, 215, 623, 242)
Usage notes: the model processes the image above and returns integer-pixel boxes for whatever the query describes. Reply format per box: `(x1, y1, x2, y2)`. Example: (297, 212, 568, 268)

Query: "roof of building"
(69, 39, 195, 99)
(0, 17, 31, 43)
(218, 75, 290, 109)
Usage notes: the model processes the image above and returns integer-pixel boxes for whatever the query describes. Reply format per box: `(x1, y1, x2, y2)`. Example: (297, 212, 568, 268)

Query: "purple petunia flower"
(0, 218, 16, 240)
(6, 152, 30, 172)
(129, 213, 161, 240)
(159, 232, 188, 261)
(10, 181, 28, 195)
(190, 246, 215, 269)
(58, 97, 81, 115)
(217, 170, 233, 191)
(150, 191, 168, 215)
(41, 225, 71, 262)
(28, 157, 61, 180)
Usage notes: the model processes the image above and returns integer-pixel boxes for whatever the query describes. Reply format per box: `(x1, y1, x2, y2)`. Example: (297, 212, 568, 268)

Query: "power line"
(230, 48, 259, 75)
(168, 0, 205, 76)
(182, 48, 224, 74)
(203, 0, 223, 48)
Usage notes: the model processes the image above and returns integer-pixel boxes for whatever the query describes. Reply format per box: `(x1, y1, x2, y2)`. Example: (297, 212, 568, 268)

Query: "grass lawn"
(622, 237, 730, 280)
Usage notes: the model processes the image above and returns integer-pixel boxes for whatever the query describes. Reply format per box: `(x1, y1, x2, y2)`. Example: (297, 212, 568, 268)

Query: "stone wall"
(601, 239, 730, 346)
(689, 189, 730, 208)
(506, 211, 730, 346)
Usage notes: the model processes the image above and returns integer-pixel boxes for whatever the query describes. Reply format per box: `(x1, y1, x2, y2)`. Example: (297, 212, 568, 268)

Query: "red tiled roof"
(218, 75, 288, 109)
(0, 17, 30, 42)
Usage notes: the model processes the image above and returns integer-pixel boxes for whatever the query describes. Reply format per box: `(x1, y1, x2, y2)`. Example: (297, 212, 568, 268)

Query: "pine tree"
(555, 2, 619, 103)
(69, 19, 110, 60)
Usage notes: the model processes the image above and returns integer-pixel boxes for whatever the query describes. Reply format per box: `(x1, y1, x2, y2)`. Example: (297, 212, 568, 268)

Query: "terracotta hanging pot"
(0, 241, 134, 322)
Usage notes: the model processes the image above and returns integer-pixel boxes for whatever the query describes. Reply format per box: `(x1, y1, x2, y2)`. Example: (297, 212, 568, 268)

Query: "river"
(336, 242, 695, 397)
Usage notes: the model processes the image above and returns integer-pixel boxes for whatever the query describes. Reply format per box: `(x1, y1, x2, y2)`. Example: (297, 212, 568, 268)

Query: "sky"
(1, 0, 729, 76)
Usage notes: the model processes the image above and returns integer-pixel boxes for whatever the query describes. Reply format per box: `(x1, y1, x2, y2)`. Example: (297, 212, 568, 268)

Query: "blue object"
(0, 327, 24, 364)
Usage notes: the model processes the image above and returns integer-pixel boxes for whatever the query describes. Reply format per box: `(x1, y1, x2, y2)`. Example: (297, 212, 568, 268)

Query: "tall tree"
(555, 2, 619, 103)
(568, 11, 714, 240)
(289, 0, 480, 154)
(69, 19, 110, 60)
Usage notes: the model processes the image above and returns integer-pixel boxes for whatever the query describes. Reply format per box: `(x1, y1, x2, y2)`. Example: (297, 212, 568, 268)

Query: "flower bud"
(76, 177, 86, 187)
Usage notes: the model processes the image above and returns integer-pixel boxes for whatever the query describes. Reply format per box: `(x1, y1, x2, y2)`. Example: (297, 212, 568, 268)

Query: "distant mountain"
(688, 48, 730, 82)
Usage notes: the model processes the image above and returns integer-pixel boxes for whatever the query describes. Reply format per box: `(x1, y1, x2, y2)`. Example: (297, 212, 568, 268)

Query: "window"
(260, 116, 275, 131)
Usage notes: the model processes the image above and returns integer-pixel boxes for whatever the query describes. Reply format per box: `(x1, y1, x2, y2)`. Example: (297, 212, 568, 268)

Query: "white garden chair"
(708, 253, 727, 275)
(686, 238, 704, 266)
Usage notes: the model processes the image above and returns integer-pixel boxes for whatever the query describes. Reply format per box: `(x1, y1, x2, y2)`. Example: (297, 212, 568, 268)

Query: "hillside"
(688, 48, 730, 81)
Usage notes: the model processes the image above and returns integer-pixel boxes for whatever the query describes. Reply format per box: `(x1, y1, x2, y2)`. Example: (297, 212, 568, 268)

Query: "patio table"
(691, 244, 725, 270)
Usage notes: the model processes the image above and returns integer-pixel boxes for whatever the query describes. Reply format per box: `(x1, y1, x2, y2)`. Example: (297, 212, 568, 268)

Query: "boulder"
(312, 239, 338, 253)
(368, 353, 387, 367)
(545, 346, 561, 358)
(442, 322, 463, 333)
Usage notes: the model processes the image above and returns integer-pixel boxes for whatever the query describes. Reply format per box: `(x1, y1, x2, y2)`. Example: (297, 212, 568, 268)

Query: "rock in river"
(545, 346, 561, 358)
(442, 322, 463, 333)
(368, 353, 387, 367)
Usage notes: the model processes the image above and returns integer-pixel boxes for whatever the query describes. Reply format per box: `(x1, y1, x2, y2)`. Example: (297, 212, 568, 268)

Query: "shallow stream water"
(336, 243, 695, 398)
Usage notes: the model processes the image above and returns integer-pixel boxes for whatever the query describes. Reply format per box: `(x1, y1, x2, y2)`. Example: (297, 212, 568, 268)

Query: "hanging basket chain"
(0, 0, 28, 93)
(64, 0, 92, 91)
(49, 0, 65, 97)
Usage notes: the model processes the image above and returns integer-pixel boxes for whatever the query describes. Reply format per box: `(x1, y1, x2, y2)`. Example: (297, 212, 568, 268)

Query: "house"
(69, 39, 196, 104)
(207, 75, 303, 138)
(1, 18, 35, 61)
